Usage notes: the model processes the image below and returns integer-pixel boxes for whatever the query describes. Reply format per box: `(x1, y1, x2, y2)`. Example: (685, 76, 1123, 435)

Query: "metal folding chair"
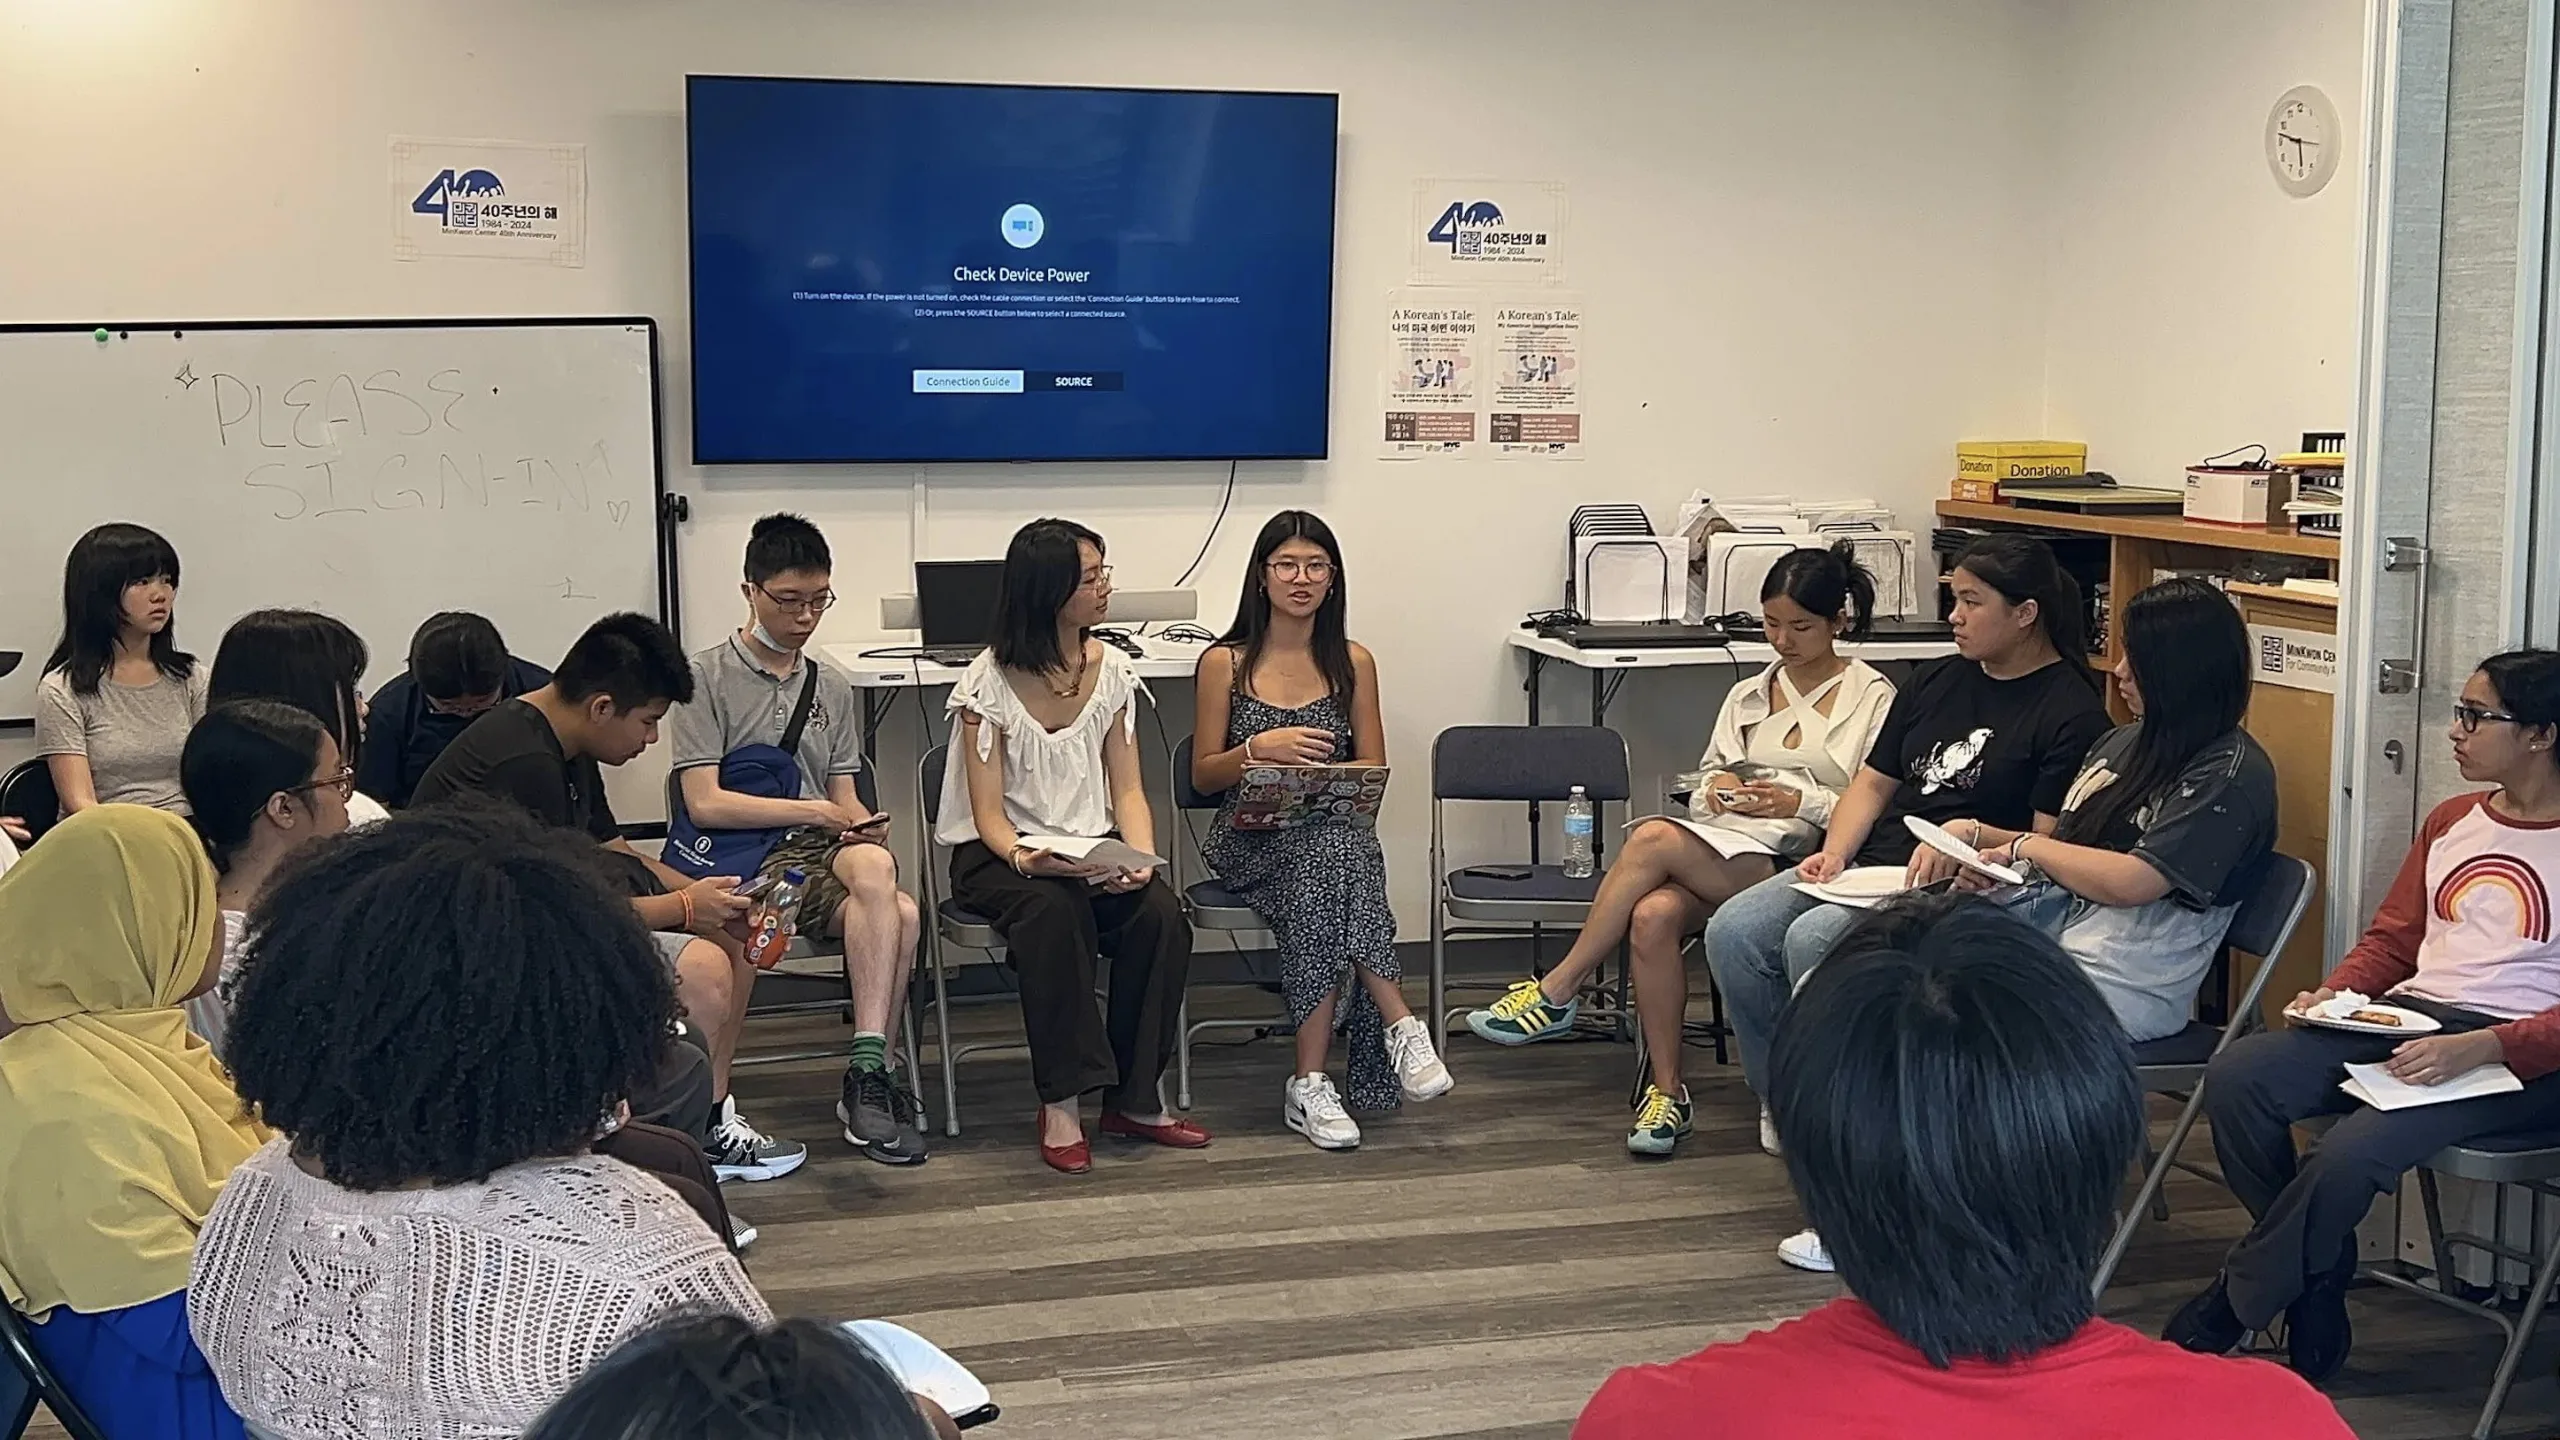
(1, 1303, 106, 1440)
(2361, 1134, 2560, 1440)
(1428, 725, 1630, 1049)
(0, 759, 60, 845)
(2089, 853, 2316, 1296)
(916, 743, 1012, 1137)
(1167, 736, 1281, 1110)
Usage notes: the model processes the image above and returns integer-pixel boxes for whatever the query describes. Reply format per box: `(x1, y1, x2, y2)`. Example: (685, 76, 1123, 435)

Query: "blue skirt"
(23, 1291, 243, 1440)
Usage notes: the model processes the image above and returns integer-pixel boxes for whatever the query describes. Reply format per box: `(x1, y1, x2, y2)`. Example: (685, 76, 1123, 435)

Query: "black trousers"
(2208, 996, 2560, 1327)
(950, 840, 1192, 1108)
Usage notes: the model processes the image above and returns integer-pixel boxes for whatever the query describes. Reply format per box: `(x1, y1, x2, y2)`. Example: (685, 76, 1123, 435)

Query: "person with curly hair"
(187, 803, 769, 1440)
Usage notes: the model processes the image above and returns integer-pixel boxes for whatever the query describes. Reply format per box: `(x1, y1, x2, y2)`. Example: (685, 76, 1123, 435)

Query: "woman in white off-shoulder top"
(936, 519, 1203, 1175)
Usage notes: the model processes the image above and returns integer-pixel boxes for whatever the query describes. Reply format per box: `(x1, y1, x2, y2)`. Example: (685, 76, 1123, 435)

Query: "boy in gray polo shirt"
(667, 514, 928, 1166)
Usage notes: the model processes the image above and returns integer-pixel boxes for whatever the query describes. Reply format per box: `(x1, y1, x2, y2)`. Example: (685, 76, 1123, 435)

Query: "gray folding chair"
(917, 743, 1012, 1137)
(2090, 853, 2316, 1296)
(2361, 1134, 2560, 1439)
(1428, 725, 1631, 1049)
(1168, 735, 1281, 1110)
(0, 759, 60, 845)
(2, 1302, 106, 1440)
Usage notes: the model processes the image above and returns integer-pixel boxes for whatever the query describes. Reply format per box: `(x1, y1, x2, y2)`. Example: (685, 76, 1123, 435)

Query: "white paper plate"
(1790, 865, 1910, 909)
(2286, 1002, 2443, 1037)
(1904, 815, 2025, 886)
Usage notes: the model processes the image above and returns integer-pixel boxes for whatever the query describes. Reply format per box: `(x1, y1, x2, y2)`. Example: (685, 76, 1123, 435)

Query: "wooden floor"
(31, 988, 2560, 1439)
(719, 992, 2560, 1440)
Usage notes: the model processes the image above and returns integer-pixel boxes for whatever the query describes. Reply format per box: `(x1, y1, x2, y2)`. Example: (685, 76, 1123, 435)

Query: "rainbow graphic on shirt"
(2433, 854, 2552, 943)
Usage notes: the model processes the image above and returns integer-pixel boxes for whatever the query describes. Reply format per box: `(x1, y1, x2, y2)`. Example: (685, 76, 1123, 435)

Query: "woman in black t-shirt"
(1698, 535, 2110, 1158)
(1957, 578, 2278, 1042)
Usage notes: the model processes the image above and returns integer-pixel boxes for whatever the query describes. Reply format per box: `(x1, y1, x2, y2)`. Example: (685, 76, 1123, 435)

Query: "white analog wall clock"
(2267, 85, 2342, 198)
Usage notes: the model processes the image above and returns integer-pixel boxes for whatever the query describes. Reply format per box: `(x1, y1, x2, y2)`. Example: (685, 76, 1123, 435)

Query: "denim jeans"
(1702, 866, 1865, 1096)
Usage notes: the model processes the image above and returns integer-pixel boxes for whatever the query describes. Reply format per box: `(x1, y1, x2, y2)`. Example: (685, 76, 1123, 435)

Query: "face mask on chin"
(751, 620, 797, 654)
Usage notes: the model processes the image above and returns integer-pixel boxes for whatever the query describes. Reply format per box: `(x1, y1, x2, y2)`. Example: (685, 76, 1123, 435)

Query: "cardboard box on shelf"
(2185, 466, 2293, 527)
(1949, 475, 2006, 505)
(1955, 440, 2087, 485)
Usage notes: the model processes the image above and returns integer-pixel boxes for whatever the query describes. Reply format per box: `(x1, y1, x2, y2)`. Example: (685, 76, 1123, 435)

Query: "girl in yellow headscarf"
(0, 804, 269, 1439)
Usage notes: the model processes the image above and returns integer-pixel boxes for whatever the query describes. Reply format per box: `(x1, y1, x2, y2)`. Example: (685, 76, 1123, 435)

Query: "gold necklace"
(1045, 644, 1088, 698)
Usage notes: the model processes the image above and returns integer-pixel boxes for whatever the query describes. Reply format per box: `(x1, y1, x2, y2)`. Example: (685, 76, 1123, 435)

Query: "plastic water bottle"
(743, 867, 807, 970)
(1562, 786, 1597, 878)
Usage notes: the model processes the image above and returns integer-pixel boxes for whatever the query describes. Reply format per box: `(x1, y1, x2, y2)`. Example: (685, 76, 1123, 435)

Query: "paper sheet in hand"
(1789, 866, 1910, 909)
(841, 1320, 997, 1426)
(2340, 1060, 2522, 1112)
(1017, 835, 1167, 874)
(1637, 815, 1776, 859)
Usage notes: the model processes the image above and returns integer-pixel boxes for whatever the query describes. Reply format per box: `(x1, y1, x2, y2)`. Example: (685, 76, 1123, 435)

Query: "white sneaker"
(727, 1213, 758, 1251)
(1385, 1016, 1454, 1101)
(1759, 1105, 1782, 1158)
(1283, 1073, 1362, 1150)
(1777, 1228, 1834, 1273)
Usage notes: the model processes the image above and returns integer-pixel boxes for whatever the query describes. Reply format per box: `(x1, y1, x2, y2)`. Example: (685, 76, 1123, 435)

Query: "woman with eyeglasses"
(177, 700, 355, 1052)
(208, 609, 391, 828)
(1192, 511, 1450, 1152)
(2168, 648, 2560, 1384)
(935, 518, 1203, 1173)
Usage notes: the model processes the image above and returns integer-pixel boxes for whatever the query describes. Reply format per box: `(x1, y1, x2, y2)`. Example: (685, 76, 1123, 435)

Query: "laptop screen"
(915, 560, 1006, 649)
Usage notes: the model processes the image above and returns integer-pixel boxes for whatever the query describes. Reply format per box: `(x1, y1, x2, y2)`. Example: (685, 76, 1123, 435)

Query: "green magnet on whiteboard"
(93, 328, 109, 342)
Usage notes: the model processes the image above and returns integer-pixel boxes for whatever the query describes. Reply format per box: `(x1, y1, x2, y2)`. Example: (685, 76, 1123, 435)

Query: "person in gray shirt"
(33, 524, 210, 816)
(667, 514, 926, 1167)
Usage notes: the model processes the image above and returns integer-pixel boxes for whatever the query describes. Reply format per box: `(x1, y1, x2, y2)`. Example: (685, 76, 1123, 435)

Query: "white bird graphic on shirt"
(1919, 727, 1995, 795)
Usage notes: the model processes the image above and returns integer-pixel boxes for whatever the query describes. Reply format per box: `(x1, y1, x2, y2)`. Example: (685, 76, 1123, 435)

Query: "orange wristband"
(679, 888, 696, 931)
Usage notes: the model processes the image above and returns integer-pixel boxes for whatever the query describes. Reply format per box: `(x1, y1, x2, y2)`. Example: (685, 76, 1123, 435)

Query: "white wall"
(2034, 0, 2369, 487)
(0, 0, 2056, 931)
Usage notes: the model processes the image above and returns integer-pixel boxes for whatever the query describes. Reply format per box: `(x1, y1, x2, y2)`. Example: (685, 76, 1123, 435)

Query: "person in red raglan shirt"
(1574, 893, 2349, 1440)
(2168, 649, 2560, 1384)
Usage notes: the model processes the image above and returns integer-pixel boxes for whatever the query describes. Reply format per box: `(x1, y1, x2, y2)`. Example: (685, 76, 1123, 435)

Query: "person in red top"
(2169, 649, 2560, 1382)
(1575, 892, 2347, 1440)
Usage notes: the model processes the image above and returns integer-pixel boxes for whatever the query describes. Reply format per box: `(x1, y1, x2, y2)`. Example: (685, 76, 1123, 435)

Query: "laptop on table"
(915, 560, 1005, 666)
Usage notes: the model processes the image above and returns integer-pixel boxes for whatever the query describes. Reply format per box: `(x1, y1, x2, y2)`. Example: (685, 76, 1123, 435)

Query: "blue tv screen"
(686, 76, 1340, 464)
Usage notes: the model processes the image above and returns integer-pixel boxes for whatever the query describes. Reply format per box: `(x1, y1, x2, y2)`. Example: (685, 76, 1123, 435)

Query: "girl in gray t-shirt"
(31, 524, 209, 815)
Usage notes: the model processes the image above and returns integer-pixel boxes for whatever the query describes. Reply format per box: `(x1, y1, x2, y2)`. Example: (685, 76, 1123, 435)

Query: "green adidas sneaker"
(1464, 978, 1579, 1045)
(1627, 1083, 1694, 1157)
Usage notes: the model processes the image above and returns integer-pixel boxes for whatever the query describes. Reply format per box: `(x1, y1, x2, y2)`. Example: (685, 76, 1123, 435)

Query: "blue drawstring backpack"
(664, 664, 818, 880)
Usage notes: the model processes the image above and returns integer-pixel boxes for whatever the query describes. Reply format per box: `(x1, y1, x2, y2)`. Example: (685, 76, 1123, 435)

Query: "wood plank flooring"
(719, 991, 2560, 1439)
(31, 985, 2560, 1438)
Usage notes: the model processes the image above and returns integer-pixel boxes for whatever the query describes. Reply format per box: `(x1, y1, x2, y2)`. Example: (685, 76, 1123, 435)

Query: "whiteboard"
(0, 318, 671, 809)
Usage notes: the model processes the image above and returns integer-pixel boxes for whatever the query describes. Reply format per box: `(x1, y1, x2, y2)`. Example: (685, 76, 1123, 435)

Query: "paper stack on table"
(2340, 1060, 2522, 1112)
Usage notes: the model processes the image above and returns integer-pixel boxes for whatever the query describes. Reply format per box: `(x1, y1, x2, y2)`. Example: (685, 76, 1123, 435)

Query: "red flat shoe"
(1099, 1112, 1213, 1149)
(1037, 1114, 1091, 1174)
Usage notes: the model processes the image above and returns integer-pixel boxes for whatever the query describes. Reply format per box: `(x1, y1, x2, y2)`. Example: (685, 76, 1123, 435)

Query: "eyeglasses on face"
(755, 584, 837, 616)
(1078, 565, 1114, 591)
(292, 766, 358, 802)
(1265, 558, 1335, 582)
(2454, 702, 2528, 735)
